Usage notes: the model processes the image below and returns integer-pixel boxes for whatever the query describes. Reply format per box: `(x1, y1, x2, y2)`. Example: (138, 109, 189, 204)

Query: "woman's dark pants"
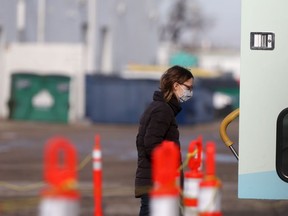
(139, 194, 150, 216)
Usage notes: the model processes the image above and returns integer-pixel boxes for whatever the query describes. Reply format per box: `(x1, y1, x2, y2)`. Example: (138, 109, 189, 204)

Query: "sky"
(198, 0, 241, 48)
(159, 0, 241, 49)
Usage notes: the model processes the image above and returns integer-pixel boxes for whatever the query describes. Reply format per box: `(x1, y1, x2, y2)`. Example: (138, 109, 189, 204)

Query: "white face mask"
(179, 85, 193, 103)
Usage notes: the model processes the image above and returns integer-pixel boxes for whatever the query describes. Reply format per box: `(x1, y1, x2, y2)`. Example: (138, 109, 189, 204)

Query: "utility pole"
(0, 26, 6, 119)
(86, 0, 97, 73)
(17, 0, 26, 42)
(37, 0, 46, 42)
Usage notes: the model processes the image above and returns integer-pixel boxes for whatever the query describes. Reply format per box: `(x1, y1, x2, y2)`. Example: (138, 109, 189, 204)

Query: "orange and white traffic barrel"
(150, 140, 180, 216)
(39, 137, 80, 216)
(198, 141, 222, 216)
(183, 137, 203, 216)
(93, 135, 103, 216)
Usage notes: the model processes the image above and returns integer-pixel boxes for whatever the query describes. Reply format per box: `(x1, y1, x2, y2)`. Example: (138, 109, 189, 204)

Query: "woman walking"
(135, 65, 194, 216)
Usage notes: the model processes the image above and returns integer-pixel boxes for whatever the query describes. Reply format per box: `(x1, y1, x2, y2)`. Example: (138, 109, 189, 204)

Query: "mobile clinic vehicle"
(220, 0, 288, 199)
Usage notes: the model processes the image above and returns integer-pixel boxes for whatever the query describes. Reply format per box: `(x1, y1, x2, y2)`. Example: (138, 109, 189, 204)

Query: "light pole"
(86, 0, 97, 73)
(37, 0, 46, 42)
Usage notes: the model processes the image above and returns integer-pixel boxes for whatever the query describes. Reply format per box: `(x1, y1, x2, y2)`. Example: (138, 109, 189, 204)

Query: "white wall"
(198, 50, 240, 79)
(0, 43, 85, 122)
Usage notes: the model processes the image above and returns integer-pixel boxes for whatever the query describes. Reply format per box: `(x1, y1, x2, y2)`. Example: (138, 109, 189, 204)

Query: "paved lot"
(0, 119, 288, 215)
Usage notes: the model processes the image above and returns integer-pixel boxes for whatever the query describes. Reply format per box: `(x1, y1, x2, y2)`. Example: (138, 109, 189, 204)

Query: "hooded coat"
(135, 91, 182, 198)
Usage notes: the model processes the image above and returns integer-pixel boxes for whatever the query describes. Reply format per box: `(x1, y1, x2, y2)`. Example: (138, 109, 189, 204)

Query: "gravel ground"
(0, 119, 287, 216)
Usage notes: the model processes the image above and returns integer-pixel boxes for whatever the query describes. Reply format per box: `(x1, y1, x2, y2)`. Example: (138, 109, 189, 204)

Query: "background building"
(0, 0, 160, 122)
(0, 0, 240, 124)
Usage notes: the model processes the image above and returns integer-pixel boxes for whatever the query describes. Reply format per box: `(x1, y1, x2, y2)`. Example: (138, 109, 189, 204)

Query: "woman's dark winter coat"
(135, 91, 182, 198)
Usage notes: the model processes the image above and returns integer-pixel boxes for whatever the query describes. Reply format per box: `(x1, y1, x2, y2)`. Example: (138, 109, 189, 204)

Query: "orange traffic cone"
(150, 140, 180, 216)
(183, 137, 203, 216)
(39, 137, 80, 216)
(198, 141, 222, 216)
(93, 135, 103, 216)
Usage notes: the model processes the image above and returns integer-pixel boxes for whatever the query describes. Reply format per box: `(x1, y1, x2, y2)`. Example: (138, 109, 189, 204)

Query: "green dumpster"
(9, 73, 42, 120)
(9, 73, 70, 123)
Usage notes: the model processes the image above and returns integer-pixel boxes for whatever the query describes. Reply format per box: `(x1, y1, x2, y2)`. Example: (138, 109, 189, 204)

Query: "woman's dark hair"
(160, 65, 194, 101)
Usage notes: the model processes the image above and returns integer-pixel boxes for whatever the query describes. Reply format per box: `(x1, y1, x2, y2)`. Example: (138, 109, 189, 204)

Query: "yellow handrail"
(219, 108, 240, 160)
